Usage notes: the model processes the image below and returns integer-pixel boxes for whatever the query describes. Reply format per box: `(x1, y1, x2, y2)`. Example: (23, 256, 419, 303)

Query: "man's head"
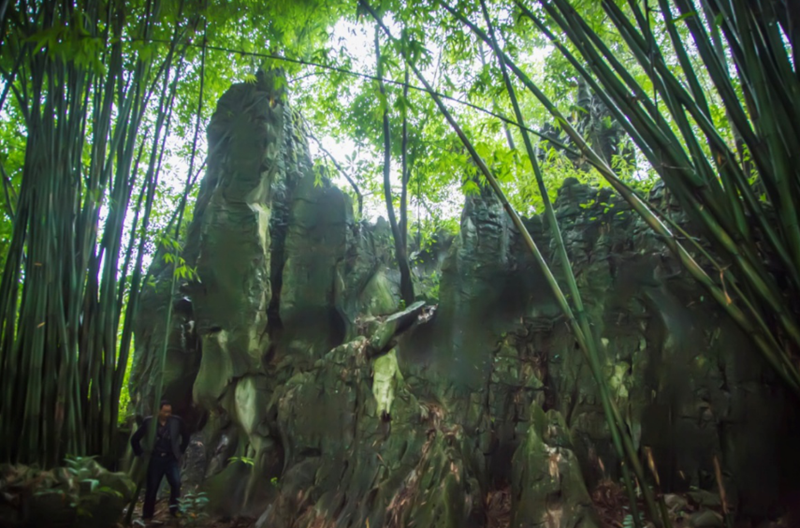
(158, 400, 172, 421)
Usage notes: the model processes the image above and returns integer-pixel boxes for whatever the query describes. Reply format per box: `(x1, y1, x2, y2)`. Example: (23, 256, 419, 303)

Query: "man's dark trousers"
(143, 452, 181, 519)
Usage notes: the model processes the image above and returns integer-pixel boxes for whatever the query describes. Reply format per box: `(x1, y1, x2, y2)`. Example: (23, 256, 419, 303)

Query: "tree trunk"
(375, 27, 414, 306)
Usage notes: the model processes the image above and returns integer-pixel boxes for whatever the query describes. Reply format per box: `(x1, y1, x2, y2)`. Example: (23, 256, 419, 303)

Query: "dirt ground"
(126, 501, 256, 528)
(125, 483, 792, 528)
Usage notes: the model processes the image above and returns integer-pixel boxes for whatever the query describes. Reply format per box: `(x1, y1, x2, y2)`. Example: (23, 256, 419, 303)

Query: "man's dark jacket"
(130, 416, 189, 461)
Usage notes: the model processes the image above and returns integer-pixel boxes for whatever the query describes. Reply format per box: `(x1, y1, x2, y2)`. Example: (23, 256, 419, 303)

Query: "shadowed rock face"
(130, 72, 799, 526)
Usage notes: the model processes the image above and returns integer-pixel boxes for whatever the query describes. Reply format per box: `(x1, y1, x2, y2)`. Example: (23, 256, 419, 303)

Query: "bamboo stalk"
(535, 0, 800, 387)
(544, 0, 800, 356)
(0, 0, 201, 466)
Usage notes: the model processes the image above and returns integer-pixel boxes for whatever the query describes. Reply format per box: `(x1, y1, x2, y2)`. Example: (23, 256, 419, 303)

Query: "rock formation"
(129, 70, 800, 527)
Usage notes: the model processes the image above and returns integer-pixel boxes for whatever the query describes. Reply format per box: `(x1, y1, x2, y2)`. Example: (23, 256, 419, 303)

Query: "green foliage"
(528, 0, 800, 395)
(622, 511, 645, 528)
(63, 455, 100, 480)
(57, 455, 125, 517)
(178, 490, 210, 526)
(228, 456, 255, 467)
(158, 234, 200, 282)
(416, 270, 441, 303)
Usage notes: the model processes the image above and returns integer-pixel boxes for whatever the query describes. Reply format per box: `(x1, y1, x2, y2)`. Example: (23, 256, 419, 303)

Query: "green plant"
(0, 0, 204, 468)
(418, 270, 441, 303)
(64, 455, 123, 496)
(623, 512, 645, 528)
(227, 456, 255, 467)
(32, 456, 125, 518)
(64, 455, 99, 482)
(157, 234, 200, 282)
(178, 490, 210, 526)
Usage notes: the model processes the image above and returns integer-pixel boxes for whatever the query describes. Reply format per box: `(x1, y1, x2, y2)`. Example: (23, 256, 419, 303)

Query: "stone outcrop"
(129, 71, 800, 526)
(511, 405, 597, 528)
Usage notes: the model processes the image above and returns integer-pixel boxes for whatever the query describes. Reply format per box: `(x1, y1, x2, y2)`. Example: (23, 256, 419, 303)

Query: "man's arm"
(130, 417, 149, 456)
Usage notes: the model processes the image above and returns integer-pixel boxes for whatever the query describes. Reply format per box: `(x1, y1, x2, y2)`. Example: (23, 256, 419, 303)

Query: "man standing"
(131, 400, 189, 520)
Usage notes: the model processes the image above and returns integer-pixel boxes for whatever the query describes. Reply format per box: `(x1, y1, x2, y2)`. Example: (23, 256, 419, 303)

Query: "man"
(131, 400, 190, 520)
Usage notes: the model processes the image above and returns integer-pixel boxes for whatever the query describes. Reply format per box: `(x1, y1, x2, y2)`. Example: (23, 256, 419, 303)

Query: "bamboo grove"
(0, 0, 206, 466)
(0, 0, 346, 468)
(529, 0, 800, 396)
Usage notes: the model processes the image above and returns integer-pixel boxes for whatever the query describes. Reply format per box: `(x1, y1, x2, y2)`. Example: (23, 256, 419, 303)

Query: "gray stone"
(689, 510, 724, 528)
(664, 493, 689, 513)
(687, 490, 722, 508)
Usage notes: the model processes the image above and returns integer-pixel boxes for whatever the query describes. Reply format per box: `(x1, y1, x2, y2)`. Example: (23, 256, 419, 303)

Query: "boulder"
(689, 510, 724, 528)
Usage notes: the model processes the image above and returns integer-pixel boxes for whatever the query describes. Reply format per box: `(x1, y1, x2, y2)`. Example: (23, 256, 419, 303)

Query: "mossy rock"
(511, 405, 600, 528)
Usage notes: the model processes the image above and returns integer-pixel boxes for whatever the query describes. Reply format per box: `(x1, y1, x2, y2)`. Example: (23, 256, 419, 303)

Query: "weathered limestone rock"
(541, 179, 800, 518)
(511, 405, 599, 528)
(130, 74, 800, 526)
(129, 252, 201, 426)
(190, 74, 282, 410)
(263, 335, 485, 528)
(278, 171, 351, 363)
(689, 510, 724, 528)
(131, 69, 418, 516)
(401, 183, 514, 389)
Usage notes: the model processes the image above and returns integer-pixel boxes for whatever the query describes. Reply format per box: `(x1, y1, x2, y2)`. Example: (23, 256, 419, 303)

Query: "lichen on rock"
(372, 349, 403, 419)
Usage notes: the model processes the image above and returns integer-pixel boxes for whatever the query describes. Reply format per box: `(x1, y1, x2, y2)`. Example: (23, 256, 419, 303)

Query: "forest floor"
(125, 481, 791, 528)
(127, 501, 256, 528)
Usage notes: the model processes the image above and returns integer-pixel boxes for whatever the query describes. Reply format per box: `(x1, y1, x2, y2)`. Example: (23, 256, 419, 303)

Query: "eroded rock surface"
(130, 71, 800, 526)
